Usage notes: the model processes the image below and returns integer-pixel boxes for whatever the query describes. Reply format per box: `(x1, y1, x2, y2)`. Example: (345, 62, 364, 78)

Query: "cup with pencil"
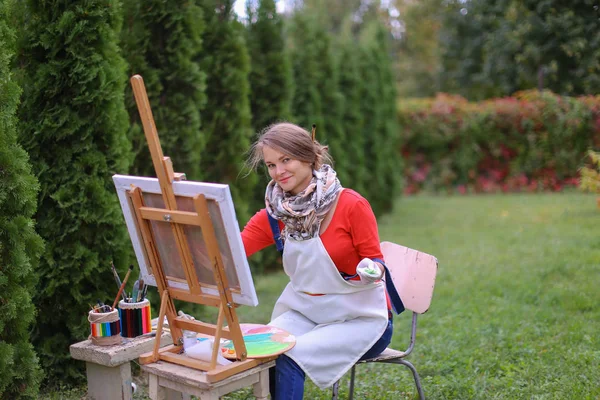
(110, 263, 152, 338)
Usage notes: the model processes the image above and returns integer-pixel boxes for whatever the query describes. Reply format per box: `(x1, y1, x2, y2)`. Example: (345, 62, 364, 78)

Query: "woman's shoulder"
(339, 188, 370, 206)
(336, 189, 374, 217)
(244, 208, 268, 229)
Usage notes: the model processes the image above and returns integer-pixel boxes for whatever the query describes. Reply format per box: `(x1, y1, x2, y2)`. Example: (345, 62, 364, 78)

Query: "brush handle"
(112, 267, 133, 309)
(110, 262, 127, 301)
(131, 280, 139, 304)
(136, 279, 145, 302)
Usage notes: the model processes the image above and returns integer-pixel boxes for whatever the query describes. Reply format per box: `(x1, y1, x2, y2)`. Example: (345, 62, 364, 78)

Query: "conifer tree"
(373, 22, 402, 212)
(246, 0, 293, 132)
(313, 22, 346, 181)
(359, 22, 401, 215)
(287, 11, 323, 130)
(358, 42, 384, 214)
(18, 0, 132, 382)
(198, 0, 256, 226)
(121, 0, 206, 180)
(337, 36, 366, 193)
(245, 0, 294, 271)
(0, 0, 43, 396)
(287, 10, 346, 180)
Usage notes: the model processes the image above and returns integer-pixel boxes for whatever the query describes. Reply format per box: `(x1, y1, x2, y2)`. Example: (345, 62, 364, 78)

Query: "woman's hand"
(356, 258, 384, 284)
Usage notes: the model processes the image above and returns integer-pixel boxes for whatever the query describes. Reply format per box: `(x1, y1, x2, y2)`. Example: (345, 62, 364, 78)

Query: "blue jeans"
(269, 316, 393, 400)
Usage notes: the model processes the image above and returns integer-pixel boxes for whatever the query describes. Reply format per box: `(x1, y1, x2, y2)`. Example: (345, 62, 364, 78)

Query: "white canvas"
(113, 174, 258, 307)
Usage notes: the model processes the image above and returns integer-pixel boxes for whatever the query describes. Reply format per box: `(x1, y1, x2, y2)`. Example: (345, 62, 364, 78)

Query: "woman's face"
(263, 146, 313, 195)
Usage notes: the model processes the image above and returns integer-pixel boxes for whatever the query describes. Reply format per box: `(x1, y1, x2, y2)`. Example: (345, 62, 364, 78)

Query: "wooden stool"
(142, 360, 275, 400)
(69, 331, 172, 400)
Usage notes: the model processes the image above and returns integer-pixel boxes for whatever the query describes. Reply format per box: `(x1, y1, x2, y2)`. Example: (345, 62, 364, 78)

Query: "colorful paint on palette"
(221, 323, 296, 359)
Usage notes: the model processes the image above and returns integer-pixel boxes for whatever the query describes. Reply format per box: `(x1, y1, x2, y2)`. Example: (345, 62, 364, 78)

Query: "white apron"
(268, 233, 389, 389)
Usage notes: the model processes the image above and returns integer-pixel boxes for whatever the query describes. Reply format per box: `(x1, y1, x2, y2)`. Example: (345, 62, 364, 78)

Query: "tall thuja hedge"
(121, 0, 206, 180)
(287, 11, 323, 130)
(245, 0, 293, 272)
(372, 24, 402, 212)
(198, 0, 256, 227)
(312, 20, 347, 183)
(246, 0, 293, 132)
(246, 0, 293, 201)
(359, 22, 401, 215)
(18, 0, 132, 383)
(0, 0, 43, 397)
(337, 36, 366, 193)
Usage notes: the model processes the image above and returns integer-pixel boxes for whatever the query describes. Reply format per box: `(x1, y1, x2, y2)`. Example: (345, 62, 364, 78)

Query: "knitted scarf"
(265, 164, 343, 241)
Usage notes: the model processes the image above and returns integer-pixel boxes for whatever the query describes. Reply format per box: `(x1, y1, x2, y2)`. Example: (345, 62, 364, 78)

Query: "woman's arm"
(241, 209, 277, 257)
(348, 197, 384, 262)
(347, 196, 385, 278)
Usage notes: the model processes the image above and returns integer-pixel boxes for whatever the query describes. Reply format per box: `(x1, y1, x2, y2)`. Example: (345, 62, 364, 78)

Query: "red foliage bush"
(398, 90, 600, 194)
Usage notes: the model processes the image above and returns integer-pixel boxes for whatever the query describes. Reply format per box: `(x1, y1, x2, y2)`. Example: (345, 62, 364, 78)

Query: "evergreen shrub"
(246, 0, 293, 132)
(399, 90, 600, 194)
(312, 22, 346, 185)
(336, 38, 366, 194)
(121, 0, 206, 180)
(0, 0, 43, 396)
(359, 22, 402, 216)
(287, 11, 324, 131)
(17, 0, 132, 383)
(246, 0, 293, 273)
(198, 0, 256, 230)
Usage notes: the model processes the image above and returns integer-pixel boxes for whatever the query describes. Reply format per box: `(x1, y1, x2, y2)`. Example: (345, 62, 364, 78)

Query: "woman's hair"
(246, 122, 333, 171)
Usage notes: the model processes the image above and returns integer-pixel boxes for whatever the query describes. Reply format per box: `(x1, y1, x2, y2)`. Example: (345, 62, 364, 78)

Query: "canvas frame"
(113, 174, 258, 307)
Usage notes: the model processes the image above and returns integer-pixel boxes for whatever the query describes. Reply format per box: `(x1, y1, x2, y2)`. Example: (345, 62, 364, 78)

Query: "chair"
(332, 241, 438, 400)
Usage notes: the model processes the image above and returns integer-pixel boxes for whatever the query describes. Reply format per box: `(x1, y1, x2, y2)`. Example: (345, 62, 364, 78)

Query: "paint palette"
(220, 323, 296, 359)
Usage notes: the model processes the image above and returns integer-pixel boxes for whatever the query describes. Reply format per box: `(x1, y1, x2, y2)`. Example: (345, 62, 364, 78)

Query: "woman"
(242, 122, 394, 399)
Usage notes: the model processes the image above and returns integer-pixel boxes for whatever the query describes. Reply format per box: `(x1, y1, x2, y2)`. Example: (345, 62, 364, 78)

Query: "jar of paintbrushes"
(107, 262, 152, 338)
(118, 296, 151, 338)
(88, 262, 135, 346)
(88, 303, 121, 346)
(118, 272, 151, 338)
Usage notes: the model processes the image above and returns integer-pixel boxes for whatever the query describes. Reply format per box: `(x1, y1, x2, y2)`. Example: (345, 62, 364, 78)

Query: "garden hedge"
(18, 0, 133, 384)
(399, 90, 600, 194)
(0, 0, 43, 396)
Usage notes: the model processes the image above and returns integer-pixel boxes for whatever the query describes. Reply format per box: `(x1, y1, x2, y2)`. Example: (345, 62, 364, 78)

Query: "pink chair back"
(380, 241, 438, 314)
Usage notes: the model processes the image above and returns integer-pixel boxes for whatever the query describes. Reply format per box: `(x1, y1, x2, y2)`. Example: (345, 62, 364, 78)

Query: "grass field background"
(44, 192, 600, 399)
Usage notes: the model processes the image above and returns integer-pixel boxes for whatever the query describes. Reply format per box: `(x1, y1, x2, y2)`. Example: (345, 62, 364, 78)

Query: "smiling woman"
(262, 146, 313, 195)
(241, 122, 401, 400)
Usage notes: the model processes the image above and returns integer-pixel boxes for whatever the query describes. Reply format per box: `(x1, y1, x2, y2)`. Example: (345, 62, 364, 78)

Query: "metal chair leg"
(348, 365, 356, 400)
(396, 359, 425, 400)
(331, 380, 339, 400)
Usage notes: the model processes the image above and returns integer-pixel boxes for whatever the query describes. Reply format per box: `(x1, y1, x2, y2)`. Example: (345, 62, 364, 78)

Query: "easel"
(129, 75, 274, 382)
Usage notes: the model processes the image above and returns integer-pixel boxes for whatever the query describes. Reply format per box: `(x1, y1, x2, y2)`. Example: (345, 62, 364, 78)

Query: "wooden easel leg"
(153, 290, 170, 362)
(209, 305, 225, 369)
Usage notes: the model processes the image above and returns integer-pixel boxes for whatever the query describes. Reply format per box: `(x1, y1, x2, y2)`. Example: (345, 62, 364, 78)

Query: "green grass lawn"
(46, 192, 600, 399)
(232, 192, 600, 399)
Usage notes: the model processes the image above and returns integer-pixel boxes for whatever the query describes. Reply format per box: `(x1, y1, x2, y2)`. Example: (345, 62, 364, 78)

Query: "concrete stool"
(69, 332, 172, 400)
(142, 359, 275, 400)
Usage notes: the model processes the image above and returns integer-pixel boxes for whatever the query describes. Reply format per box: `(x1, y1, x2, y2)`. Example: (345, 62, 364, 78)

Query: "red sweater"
(242, 190, 391, 311)
(242, 189, 384, 276)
